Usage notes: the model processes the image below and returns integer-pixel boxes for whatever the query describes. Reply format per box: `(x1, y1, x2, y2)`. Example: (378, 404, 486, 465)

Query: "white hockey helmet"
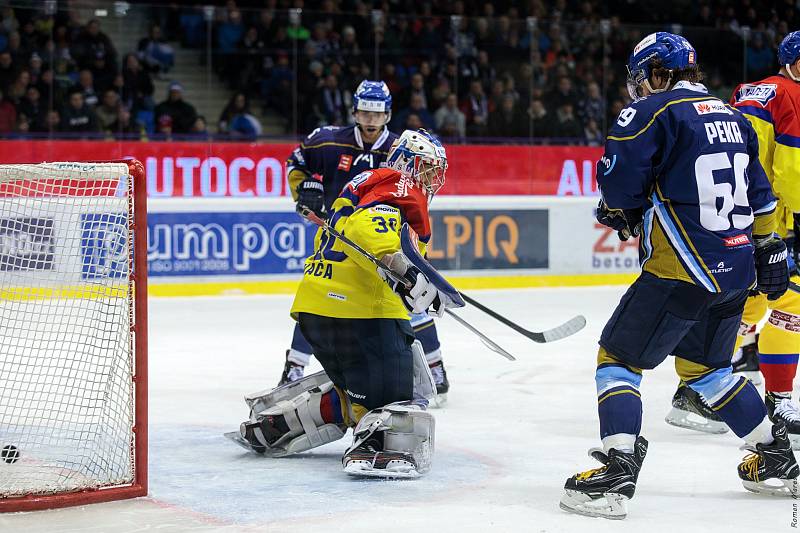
(386, 129, 447, 201)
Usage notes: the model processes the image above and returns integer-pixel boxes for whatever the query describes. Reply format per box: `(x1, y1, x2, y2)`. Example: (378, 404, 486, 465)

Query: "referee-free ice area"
(1, 286, 795, 533)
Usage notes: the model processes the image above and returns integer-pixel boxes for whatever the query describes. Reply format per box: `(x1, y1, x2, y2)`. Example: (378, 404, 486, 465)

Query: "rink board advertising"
(147, 212, 315, 277)
(427, 209, 548, 270)
(0, 140, 604, 197)
(0, 197, 634, 285)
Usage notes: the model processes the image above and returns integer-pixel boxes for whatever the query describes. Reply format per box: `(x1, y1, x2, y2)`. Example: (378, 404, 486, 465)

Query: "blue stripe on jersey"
(640, 207, 655, 267)
(776, 132, 800, 148)
(754, 199, 778, 214)
(737, 105, 774, 124)
(340, 188, 361, 205)
(651, 192, 717, 292)
(759, 353, 800, 365)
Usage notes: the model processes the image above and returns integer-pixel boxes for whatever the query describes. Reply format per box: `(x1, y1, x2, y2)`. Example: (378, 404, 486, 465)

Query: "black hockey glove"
(754, 237, 789, 301)
(596, 200, 642, 241)
(296, 177, 325, 218)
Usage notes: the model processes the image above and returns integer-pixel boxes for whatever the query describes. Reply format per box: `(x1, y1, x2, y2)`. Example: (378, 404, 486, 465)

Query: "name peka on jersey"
(290, 167, 430, 320)
(598, 81, 776, 292)
(731, 74, 800, 238)
(286, 125, 398, 211)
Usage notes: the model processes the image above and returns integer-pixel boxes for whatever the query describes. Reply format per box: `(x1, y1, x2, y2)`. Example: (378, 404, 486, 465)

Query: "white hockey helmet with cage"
(386, 129, 448, 201)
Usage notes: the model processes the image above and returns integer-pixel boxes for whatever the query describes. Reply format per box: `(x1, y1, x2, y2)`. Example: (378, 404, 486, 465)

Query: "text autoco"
(427, 214, 519, 263)
(144, 156, 287, 197)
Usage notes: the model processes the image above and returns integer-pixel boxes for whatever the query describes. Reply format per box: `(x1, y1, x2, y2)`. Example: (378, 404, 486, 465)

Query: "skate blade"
(429, 393, 448, 409)
(559, 490, 627, 519)
(344, 460, 421, 479)
(733, 370, 763, 386)
(742, 478, 799, 497)
(664, 407, 729, 434)
(223, 431, 289, 457)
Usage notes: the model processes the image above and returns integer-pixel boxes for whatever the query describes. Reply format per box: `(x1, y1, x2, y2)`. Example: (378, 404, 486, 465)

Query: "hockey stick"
(459, 293, 586, 344)
(302, 207, 585, 344)
(444, 309, 515, 361)
(300, 208, 516, 359)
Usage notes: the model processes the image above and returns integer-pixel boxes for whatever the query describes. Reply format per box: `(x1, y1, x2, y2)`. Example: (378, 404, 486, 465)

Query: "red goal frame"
(0, 159, 148, 512)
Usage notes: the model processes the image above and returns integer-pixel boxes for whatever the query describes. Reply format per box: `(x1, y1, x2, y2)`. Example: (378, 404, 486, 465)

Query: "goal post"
(0, 159, 147, 512)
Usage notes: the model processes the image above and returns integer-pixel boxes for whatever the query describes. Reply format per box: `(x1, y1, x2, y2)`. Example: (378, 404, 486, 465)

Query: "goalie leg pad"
(244, 370, 333, 419)
(241, 373, 347, 456)
(412, 340, 436, 402)
(342, 402, 435, 478)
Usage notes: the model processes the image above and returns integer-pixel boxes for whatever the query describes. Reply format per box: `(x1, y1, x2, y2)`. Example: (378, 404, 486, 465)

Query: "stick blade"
(531, 315, 587, 343)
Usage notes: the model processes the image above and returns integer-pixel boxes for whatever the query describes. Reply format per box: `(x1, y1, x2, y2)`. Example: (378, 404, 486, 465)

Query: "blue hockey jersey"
(287, 125, 398, 211)
(598, 81, 777, 292)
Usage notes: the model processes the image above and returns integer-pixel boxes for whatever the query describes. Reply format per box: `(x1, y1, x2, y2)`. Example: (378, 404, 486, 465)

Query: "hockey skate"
(560, 436, 648, 520)
(739, 423, 800, 496)
(236, 414, 291, 454)
(429, 360, 449, 407)
(278, 350, 305, 387)
(766, 392, 800, 450)
(732, 339, 762, 386)
(342, 402, 434, 479)
(664, 383, 729, 434)
(342, 432, 422, 478)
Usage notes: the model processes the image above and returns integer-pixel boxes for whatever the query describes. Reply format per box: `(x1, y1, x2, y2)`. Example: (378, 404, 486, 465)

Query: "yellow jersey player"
(666, 31, 800, 446)
(235, 130, 456, 478)
(280, 81, 452, 402)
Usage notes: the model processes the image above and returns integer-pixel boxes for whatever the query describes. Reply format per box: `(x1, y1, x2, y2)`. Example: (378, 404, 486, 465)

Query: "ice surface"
(1, 286, 797, 532)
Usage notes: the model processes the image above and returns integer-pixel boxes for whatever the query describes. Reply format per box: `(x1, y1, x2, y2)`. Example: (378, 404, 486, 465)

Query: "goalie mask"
(386, 129, 447, 202)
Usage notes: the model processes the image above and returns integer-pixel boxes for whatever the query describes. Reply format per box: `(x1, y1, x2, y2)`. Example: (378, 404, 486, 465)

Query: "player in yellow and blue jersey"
(279, 80, 451, 401)
(559, 32, 797, 520)
(238, 130, 455, 478)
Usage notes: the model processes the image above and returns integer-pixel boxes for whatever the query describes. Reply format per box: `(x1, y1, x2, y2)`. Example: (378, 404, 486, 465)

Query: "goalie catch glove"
(296, 177, 325, 218)
(596, 199, 642, 241)
(379, 252, 452, 317)
(754, 236, 790, 301)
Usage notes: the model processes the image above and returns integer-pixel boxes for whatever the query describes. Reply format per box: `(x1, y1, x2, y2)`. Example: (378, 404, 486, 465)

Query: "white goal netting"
(0, 162, 140, 500)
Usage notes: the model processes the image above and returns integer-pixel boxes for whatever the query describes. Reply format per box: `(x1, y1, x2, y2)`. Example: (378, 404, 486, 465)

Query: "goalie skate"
(343, 440, 422, 479)
(224, 431, 266, 455)
(664, 384, 728, 434)
(342, 402, 434, 479)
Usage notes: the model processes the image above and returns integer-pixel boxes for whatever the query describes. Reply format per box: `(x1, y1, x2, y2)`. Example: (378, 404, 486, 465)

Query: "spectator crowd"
(0, 1, 797, 143)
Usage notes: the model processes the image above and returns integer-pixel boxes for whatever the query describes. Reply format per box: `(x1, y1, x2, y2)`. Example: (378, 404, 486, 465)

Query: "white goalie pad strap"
(245, 370, 332, 418)
(347, 402, 435, 454)
(382, 403, 435, 459)
(253, 377, 346, 455)
(412, 340, 436, 401)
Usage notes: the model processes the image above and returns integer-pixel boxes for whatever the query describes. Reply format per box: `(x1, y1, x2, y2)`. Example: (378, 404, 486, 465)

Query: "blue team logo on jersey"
(348, 171, 371, 191)
(735, 84, 777, 107)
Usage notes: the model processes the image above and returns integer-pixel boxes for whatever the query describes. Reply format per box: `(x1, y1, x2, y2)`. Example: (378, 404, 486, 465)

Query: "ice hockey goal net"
(0, 160, 147, 512)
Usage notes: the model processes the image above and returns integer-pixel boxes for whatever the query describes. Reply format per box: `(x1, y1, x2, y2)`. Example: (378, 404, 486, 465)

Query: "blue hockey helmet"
(779, 31, 800, 80)
(352, 80, 392, 113)
(352, 80, 392, 130)
(626, 32, 697, 99)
